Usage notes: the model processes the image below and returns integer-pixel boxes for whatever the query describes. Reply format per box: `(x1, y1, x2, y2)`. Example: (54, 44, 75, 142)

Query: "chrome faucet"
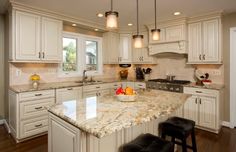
(82, 70, 88, 82)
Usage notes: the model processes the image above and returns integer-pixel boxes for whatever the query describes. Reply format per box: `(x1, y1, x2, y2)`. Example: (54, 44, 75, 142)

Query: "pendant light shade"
(133, 0, 144, 48)
(105, 0, 119, 29)
(151, 0, 161, 41)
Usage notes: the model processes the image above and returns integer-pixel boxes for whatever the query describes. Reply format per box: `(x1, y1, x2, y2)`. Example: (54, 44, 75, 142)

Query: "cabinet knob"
(35, 106, 43, 110)
(35, 94, 42, 96)
(196, 91, 202, 93)
(67, 88, 73, 90)
(35, 124, 43, 128)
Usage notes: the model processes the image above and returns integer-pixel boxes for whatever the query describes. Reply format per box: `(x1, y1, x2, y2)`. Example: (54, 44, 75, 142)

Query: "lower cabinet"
(9, 89, 55, 142)
(56, 87, 82, 103)
(183, 87, 222, 133)
(49, 114, 80, 152)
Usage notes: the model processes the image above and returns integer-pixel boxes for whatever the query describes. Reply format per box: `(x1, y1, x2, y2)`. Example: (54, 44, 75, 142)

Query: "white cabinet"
(83, 84, 111, 97)
(198, 96, 216, 129)
(56, 87, 82, 103)
(49, 114, 80, 152)
(41, 17, 62, 61)
(165, 25, 185, 42)
(10, 10, 63, 62)
(15, 11, 41, 61)
(188, 18, 221, 64)
(102, 32, 120, 64)
(133, 32, 157, 64)
(119, 34, 132, 63)
(183, 87, 222, 133)
(9, 89, 55, 142)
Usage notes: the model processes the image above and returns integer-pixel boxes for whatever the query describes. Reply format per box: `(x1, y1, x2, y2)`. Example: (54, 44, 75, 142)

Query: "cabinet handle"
(141, 56, 143, 61)
(35, 94, 42, 96)
(199, 98, 202, 104)
(39, 52, 41, 58)
(196, 91, 202, 93)
(42, 52, 45, 58)
(203, 54, 205, 60)
(138, 84, 143, 86)
(195, 98, 198, 104)
(35, 106, 43, 110)
(96, 86, 100, 89)
(35, 124, 43, 128)
(199, 55, 202, 60)
(67, 88, 73, 90)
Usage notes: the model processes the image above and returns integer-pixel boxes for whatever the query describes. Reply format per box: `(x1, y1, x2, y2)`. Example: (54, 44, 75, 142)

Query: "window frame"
(58, 32, 103, 77)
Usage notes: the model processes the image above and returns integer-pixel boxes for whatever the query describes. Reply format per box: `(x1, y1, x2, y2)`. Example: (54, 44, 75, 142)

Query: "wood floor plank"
(0, 125, 236, 152)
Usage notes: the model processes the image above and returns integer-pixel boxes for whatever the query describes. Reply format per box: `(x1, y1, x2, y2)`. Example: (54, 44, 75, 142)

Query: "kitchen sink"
(74, 80, 103, 85)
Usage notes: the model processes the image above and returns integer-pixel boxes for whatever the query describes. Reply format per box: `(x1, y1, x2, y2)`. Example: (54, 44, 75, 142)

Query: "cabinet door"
(56, 87, 82, 104)
(83, 91, 98, 98)
(15, 11, 41, 60)
(51, 119, 78, 152)
(165, 25, 184, 42)
(184, 96, 198, 124)
(103, 32, 119, 64)
(132, 47, 142, 63)
(188, 22, 202, 63)
(41, 17, 62, 61)
(119, 34, 132, 63)
(203, 19, 219, 62)
(99, 89, 111, 96)
(198, 96, 216, 129)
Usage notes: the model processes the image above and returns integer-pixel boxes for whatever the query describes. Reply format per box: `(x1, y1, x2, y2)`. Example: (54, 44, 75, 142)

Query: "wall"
(222, 12, 236, 122)
(0, 15, 5, 118)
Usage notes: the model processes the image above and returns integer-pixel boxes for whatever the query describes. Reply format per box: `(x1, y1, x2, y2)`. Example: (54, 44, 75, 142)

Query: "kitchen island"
(48, 90, 190, 152)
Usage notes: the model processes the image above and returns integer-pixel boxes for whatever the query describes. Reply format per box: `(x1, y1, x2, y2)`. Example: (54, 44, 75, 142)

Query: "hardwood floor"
(0, 125, 235, 152)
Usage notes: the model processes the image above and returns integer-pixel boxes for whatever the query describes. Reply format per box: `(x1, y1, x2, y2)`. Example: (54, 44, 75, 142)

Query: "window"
(62, 37, 77, 72)
(60, 32, 103, 77)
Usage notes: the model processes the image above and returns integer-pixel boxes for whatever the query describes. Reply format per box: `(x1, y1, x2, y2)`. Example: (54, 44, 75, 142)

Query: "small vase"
(32, 81, 39, 89)
(144, 74, 150, 81)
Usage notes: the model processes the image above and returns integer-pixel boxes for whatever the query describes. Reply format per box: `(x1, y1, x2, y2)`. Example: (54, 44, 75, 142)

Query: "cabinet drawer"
(183, 87, 218, 97)
(20, 98, 55, 120)
(56, 87, 82, 103)
(19, 90, 55, 101)
(20, 116, 48, 139)
(110, 82, 122, 89)
(83, 84, 110, 92)
(134, 82, 146, 89)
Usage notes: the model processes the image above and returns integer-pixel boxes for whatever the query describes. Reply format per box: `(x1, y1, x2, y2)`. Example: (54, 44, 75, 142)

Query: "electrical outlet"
(212, 70, 221, 76)
(16, 69, 22, 77)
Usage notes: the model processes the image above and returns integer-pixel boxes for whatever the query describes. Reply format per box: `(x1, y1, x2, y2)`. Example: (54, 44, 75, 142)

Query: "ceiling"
(10, 0, 236, 29)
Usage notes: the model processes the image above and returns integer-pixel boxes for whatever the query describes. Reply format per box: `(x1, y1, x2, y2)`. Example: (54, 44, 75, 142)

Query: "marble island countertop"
(48, 90, 191, 138)
(185, 83, 224, 90)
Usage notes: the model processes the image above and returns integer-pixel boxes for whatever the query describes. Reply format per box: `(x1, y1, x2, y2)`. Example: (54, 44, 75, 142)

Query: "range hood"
(149, 41, 187, 55)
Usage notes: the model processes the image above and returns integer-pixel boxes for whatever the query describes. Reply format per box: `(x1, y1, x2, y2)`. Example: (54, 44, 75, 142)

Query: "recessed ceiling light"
(94, 29, 99, 31)
(72, 23, 77, 27)
(128, 23, 133, 26)
(174, 12, 181, 16)
(97, 13, 104, 18)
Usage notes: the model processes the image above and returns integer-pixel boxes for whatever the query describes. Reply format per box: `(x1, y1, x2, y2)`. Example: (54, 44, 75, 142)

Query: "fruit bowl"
(116, 94, 137, 102)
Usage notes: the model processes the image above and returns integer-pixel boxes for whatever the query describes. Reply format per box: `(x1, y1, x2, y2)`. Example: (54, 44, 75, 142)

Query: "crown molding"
(9, 1, 107, 31)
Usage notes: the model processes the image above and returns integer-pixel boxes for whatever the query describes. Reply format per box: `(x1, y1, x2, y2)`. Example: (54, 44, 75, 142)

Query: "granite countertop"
(48, 90, 190, 138)
(185, 83, 224, 90)
(9, 79, 146, 93)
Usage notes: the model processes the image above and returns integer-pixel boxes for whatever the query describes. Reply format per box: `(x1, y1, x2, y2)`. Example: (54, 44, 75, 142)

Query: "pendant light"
(133, 0, 144, 48)
(151, 0, 161, 41)
(105, 0, 119, 29)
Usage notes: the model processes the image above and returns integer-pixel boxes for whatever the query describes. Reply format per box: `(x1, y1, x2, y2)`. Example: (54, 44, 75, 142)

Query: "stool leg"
(181, 138, 187, 152)
(191, 130, 197, 152)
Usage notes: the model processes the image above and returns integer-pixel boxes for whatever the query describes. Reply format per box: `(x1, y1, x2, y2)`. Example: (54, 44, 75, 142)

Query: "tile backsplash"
(10, 56, 224, 85)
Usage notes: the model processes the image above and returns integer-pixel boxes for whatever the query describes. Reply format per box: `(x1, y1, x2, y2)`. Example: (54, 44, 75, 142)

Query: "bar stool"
(159, 117, 197, 152)
(120, 133, 174, 152)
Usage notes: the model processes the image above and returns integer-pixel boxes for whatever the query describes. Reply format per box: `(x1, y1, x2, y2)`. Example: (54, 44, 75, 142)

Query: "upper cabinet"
(188, 16, 222, 64)
(147, 19, 188, 55)
(132, 32, 157, 64)
(9, 10, 63, 62)
(119, 34, 132, 63)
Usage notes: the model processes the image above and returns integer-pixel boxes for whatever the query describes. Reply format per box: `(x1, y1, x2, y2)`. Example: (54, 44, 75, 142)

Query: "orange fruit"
(125, 87, 134, 95)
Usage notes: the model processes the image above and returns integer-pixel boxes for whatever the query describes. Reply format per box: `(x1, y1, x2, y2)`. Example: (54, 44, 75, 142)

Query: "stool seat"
(159, 117, 195, 138)
(121, 133, 174, 152)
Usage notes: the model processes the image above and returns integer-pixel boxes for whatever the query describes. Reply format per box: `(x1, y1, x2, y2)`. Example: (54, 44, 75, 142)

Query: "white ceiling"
(10, 0, 236, 29)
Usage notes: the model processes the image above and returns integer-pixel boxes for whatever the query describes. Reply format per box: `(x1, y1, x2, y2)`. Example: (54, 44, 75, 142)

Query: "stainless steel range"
(146, 79, 191, 93)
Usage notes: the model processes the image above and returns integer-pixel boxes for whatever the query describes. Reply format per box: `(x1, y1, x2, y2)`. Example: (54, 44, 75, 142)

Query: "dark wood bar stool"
(159, 117, 197, 152)
(121, 133, 174, 152)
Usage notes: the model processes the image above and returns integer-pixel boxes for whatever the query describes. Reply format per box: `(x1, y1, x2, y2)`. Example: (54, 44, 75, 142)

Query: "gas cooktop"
(148, 79, 191, 85)
(147, 79, 191, 93)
